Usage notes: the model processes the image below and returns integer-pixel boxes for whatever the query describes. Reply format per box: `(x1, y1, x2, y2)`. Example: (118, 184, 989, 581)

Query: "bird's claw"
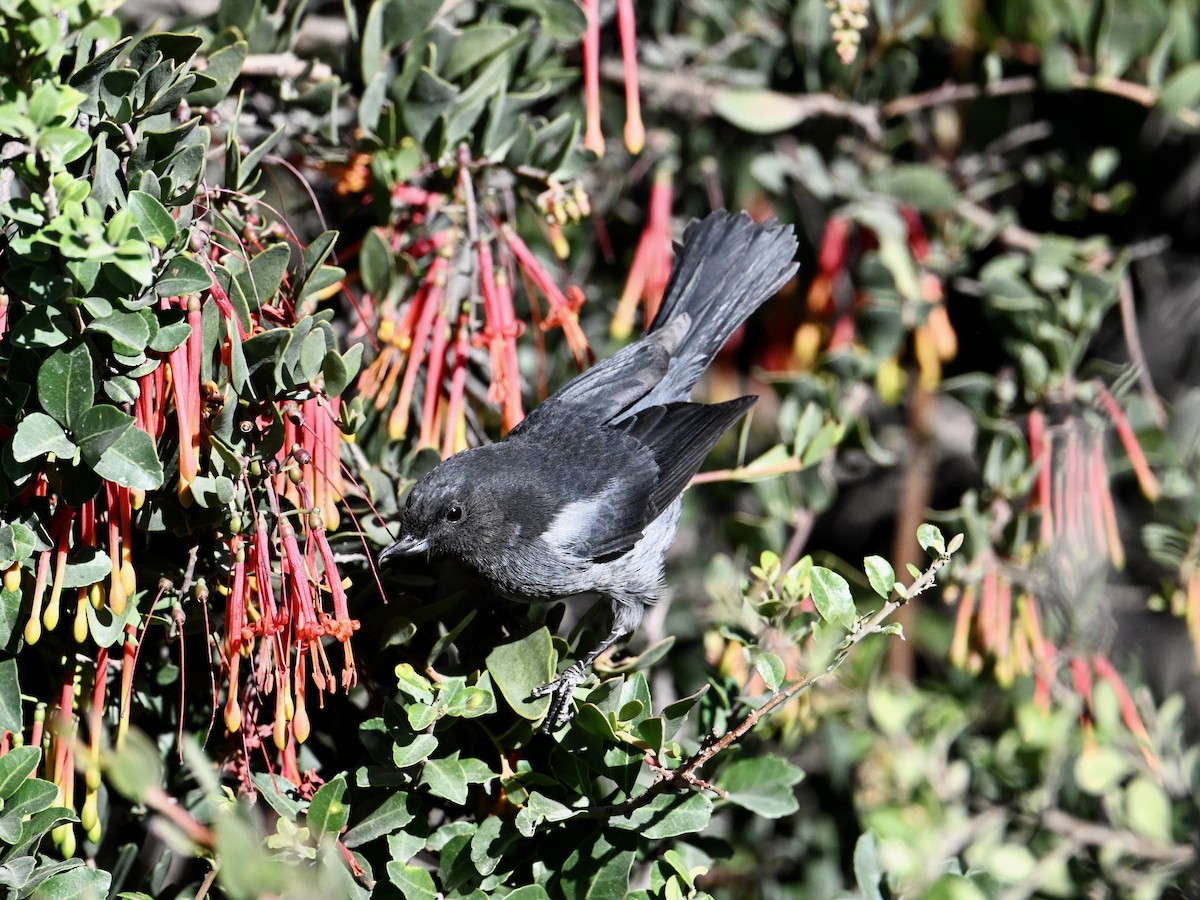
(531, 663, 588, 732)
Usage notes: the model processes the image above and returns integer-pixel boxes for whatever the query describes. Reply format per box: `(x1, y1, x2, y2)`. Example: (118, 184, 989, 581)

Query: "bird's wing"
(506, 316, 689, 438)
(616, 396, 756, 513)
(538, 444, 661, 562)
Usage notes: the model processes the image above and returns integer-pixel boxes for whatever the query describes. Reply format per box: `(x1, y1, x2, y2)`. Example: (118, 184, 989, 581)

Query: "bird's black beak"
(379, 534, 430, 565)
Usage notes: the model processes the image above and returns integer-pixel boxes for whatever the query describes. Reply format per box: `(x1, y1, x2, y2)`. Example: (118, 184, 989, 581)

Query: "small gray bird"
(380, 210, 799, 728)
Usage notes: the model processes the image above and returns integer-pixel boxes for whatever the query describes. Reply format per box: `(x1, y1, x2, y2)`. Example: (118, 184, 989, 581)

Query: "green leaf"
(12, 413, 75, 462)
(508, 0, 588, 41)
(85, 596, 137, 648)
(0, 778, 58, 843)
(76, 406, 134, 467)
(391, 733, 438, 768)
(754, 652, 785, 692)
(608, 791, 712, 839)
(916, 523, 946, 555)
(716, 755, 806, 819)
(187, 40, 248, 106)
(1159, 62, 1200, 116)
(29, 865, 110, 899)
(419, 753, 494, 805)
(872, 164, 960, 212)
(810, 567, 855, 629)
(712, 88, 812, 134)
(237, 124, 286, 190)
(503, 887, 551, 900)
(486, 628, 554, 720)
(0, 747, 41, 801)
(444, 24, 520, 80)
(104, 729, 163, 802)
(127, 191, 176, 248)
(38, 342, 94, 429)
(149, 320, 192, 353)
(306, 775, 349, 840)
(556, 827, 635, 900)
(0, 523, 36, 570)
(0, 659, 21, 734)
(342, 792, 413, 847)
(62, 547, 112, 589)
(251, 772, 304, 820)
(155, 254, 211, 296)
(1125, 776, 1172, 842)
(88, 310, 152, 354)
(0, 588, 21, 647)
(854, 831, 886, 900)
(864, 556, 896, 600)
(1073, 745, 1130, 795)
(386, 862, 436, 900)
(89, 424, 163, 490)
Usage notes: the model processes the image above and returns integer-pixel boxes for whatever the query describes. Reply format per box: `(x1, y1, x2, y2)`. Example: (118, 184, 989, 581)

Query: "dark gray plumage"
(381, 210, 799, 728)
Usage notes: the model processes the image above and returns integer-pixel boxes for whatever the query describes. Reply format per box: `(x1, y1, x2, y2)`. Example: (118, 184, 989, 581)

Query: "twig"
(586, 549, 952, 820)
(1040, 809, 1195, 866)
(690, 456, 803, 485)
(603, 59, 883, 141)
(883, 76, 1038, 119)
(241, 52, 333, 83)
(1116, 272, 1166, 428)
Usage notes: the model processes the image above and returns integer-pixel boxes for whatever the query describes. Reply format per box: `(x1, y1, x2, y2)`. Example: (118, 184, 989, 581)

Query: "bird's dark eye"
(445, 504, 463, 523)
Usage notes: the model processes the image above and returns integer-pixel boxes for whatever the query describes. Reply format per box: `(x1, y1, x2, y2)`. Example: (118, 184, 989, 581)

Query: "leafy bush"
(2, 0, 1200, 897)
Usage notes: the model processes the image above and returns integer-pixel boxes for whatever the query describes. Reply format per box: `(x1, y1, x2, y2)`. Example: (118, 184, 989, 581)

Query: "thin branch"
(604, 59, 883, 141)
(1040, 809, 1195, 866)
(1117, 272, 1166, 428)
(586, 549, 952, 821)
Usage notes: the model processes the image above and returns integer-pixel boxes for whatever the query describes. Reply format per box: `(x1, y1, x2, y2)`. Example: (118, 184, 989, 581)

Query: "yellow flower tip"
(584, 126, 605, 158)
(624, 118, 645, 155)
(293, 701, 310, 744)
(73, 598, 88, 643)
(24, 616, 40, 645)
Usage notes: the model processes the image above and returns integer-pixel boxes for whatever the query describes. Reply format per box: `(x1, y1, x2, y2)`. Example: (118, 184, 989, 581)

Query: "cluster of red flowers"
(356, 155, 594, 446)
(795, 208, 956, 391)
(948, 392, 1162, 761)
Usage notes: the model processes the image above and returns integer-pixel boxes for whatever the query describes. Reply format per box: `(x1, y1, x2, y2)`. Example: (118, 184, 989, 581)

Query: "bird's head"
(379, 448, 510, 567)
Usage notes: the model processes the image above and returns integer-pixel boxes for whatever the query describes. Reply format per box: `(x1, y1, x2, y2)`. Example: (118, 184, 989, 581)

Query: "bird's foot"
(530, 662, 589, 732)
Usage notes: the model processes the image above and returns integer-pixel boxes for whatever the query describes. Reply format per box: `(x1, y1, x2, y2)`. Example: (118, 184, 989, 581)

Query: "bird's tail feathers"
(646, 210, 798, 400)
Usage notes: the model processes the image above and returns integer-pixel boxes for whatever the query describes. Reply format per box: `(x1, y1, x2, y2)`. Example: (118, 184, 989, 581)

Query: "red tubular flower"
(390, 255, 449, 440)
(502, 225, 590, 367)
(1092, 654, 1157, 766)
(949, 584, 974, 670)
(1028, 409, 1052, 545)
(1096, 384, 1160, 502)
(616, 0, 644, 154)
(582, 0, 603, 156)
(168, 300, 200, 506)
(818, 216, 851, 274)
(443, 312, 472, 457)
(613, 167, 674, 339)
(419, 309, 451, 450)
(1089, 437, 1124, 569)
(43, 504, 75, 635)
(900, 206, 929, 262)
(493, 269, 526, 432)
